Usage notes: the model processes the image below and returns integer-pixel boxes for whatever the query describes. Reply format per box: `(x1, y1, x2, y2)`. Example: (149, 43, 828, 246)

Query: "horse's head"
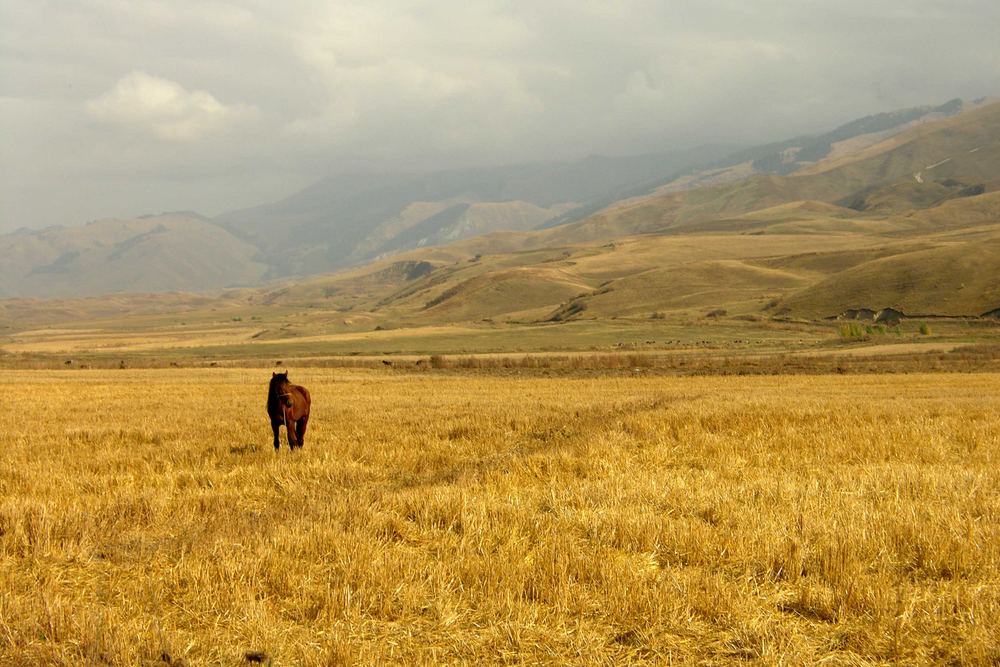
(270, 371, 293, 407)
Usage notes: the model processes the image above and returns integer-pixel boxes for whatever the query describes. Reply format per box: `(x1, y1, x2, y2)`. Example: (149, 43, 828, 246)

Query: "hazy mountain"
(2, 98, 994, 302)
(534, 99, 1000, 247)
(643, 98, 985, 198)
(732, 98, 968, 175)
(211, 100, 980, 281)
(271, 98, 1000, 324)
(213, 147, 737, 278)
(0, 213, 266, 298)
(0, 148, 729, 298)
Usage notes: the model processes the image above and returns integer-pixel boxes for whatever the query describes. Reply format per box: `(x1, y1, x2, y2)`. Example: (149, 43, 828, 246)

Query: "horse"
(267, 371, 311, 450)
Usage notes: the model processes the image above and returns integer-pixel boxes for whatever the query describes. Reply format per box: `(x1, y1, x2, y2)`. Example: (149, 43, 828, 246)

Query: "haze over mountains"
(1, 97, 999, 331)
(3, 147, 739, 298)
(213, 146, 737, 280)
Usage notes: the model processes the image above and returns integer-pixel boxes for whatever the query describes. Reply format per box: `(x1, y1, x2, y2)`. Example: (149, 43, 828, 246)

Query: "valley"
(2, 99, 1000, 370)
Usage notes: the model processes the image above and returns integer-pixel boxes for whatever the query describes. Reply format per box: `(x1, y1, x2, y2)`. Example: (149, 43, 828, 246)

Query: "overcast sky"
(1, 1, 998, 231)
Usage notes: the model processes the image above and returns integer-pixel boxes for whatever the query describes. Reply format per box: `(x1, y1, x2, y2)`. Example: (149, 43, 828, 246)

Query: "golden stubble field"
(1, 369, 998, 665)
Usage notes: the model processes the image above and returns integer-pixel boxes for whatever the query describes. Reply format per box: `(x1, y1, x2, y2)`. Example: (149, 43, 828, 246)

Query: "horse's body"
(267, 372, 311, 450)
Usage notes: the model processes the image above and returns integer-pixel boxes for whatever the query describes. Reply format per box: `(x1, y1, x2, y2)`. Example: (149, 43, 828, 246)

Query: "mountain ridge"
(1, 97, 996, 308)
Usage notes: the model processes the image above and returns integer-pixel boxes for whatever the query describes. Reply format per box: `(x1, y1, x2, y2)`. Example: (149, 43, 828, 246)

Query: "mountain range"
(3, 96, 1000, 350)
(0, 147, 735, 298)
(1, 98, 987, 300)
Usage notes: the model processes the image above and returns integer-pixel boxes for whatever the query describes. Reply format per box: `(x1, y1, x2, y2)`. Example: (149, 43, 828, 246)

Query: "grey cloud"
(1, 0, 998, 230)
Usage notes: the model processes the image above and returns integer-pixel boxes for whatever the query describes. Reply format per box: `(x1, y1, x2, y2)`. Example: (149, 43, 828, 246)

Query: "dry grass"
(1, 369, 998, 665)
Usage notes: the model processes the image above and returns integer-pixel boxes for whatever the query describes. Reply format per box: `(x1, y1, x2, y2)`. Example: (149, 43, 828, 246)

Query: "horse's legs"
(287, 416, 299, 449)
(296, 415, 309, 449)
(272, 420, 281, 450)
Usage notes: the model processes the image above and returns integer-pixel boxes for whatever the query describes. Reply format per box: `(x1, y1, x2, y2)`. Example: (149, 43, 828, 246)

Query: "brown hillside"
(778, 236, 1000, 318)
(560, 260, 812, 319)
(417, 267, 591, 322)
(795, 101, 1000, 177)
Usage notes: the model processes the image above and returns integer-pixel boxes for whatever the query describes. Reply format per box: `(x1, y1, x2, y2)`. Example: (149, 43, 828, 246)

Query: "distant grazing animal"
(267, 371, 311, 451)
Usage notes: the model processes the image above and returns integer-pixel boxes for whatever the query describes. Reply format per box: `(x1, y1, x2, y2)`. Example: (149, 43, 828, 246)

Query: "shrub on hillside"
(839, 322, 865, 340)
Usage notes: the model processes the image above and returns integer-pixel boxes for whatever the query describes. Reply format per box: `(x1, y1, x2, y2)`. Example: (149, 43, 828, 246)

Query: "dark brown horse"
(267, 371, 311, 450)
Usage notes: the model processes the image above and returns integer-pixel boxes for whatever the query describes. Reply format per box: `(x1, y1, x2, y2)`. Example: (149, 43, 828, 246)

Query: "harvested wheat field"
(1, 369, 998, 665)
